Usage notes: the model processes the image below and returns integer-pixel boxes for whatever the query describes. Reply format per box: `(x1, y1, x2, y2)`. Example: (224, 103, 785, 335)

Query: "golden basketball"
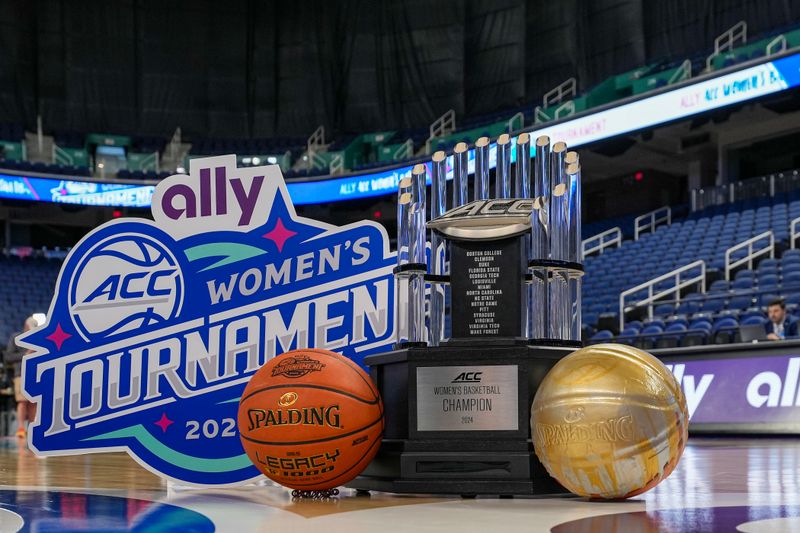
(530, 343, 688, 499)
(238, 348, 384, 490)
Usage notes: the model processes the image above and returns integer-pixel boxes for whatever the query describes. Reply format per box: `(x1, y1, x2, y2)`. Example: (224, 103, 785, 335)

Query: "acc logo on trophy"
(427, 198, 534, 240)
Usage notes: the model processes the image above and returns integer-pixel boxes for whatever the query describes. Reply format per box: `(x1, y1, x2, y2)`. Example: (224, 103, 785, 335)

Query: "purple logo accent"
(160, 166, 263, 226)
(664, 354, 800, 426)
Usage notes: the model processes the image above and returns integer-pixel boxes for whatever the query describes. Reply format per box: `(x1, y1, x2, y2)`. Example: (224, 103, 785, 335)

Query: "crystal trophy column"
(429, 151, 447, 346)
(395, 164, 427, 345)
(474, 137, 490, 200)
(529, 135, 551, 340)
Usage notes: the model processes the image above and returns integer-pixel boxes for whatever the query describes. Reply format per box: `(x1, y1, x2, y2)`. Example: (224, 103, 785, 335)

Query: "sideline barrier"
(654, 340, 800, 434)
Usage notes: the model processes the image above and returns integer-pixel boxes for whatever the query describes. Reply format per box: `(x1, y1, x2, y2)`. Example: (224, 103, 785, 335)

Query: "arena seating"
(583, 191, 800, 347)
(1, 21, 798, 181)
(0, 255, 61, 346)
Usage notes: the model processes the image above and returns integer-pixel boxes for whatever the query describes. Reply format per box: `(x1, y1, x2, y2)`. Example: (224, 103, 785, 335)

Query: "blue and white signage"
(0, 173, 154, 207)
(18, 155, 396, 485)
(3, 52, 800, 208)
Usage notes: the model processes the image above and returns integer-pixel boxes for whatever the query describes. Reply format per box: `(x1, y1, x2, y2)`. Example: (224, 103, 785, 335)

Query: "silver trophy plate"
(416, 365, 519, 431)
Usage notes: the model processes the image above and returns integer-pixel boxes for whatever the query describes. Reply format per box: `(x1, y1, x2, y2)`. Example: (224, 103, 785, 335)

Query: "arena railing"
(621, 280, 800, 317)
(690, 170, 800, 212)
(425, 110, 456, 155)
(619, 260, 706, 330)
(791, 217, 800, 249)
(582, 227, 622, 257)
(724, 231, 774, 281)
(767, 34, 788, 55)
(634, 206, 671, 240)
(668, 59, 692, 84)
(706, 20, 748, 72)
(329, 153, 344, 175)
(393, 139, 414, 161)
(506, 112, 524, 132)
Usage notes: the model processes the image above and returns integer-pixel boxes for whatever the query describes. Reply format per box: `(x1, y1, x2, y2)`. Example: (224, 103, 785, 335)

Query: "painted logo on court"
(18, 155, 396, 486)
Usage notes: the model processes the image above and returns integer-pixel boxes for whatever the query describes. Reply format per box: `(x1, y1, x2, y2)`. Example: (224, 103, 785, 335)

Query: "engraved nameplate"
(416, 365, 519, 431)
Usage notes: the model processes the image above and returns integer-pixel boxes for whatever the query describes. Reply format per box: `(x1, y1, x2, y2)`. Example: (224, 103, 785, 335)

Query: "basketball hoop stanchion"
(349, 134, 584, 497)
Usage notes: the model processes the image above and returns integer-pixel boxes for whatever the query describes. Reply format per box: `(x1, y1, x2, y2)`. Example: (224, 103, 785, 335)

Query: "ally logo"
(18, 155, 396, 485)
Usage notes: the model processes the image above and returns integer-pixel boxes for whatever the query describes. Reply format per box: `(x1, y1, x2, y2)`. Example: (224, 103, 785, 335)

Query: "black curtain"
(0, 0, 798, 139)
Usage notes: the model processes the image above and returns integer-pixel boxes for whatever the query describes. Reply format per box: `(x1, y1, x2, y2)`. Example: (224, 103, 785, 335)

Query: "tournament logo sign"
(18, 155, 396, 485)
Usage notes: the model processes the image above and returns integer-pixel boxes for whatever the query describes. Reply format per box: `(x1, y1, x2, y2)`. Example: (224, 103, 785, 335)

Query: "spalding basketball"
(531, 343, 688, 499)
(238, 348, 383, 490)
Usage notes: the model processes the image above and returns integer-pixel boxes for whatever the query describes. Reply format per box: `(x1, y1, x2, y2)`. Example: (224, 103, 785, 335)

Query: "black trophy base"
(347, 342, 574, 497)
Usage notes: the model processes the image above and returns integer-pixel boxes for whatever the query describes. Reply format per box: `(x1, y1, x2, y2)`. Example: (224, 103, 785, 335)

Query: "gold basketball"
(531, 343, 688, 499)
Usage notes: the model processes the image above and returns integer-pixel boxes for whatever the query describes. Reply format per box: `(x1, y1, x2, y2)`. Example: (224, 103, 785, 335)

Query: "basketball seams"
(240, 383, 381, 406)
(307, 349, 381, 402)
(240, 413, 384, 446)
(240, 348, 384, 490)
(273, 431, 383, 489)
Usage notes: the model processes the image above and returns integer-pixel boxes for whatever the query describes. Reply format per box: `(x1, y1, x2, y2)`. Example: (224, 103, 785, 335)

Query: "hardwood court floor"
(1, 437, 800, 532)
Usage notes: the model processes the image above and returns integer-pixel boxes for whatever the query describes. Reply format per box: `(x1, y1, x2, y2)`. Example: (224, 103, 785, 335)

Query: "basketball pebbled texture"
(531, 343, 688, 499)
(238, 348, 384, 490)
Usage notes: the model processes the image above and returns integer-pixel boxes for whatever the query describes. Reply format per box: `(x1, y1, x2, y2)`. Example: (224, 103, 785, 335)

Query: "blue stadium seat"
(590, 330, 613, 343)
(656, 322, 687, 348)
(654, 303, 674, 317)
(703, 297, 726, 313)
(712, 316, 739, 344)
(728, 294, 754, 310)
(741, 315, 767, 326)
(709, 280, 730, 292)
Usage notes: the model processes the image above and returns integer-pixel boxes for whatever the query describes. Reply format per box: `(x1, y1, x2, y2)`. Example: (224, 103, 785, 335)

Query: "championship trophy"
(350, 133, 583, 496)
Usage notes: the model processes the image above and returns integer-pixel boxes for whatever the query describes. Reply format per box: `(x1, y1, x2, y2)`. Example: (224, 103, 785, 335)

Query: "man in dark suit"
(765, 299, 798, 340)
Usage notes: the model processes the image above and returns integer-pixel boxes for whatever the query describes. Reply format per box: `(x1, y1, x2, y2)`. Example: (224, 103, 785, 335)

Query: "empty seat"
(712, 316, 739, 344)
(703, 298, 726, 313)
(709, 280, 730, 292)
(741, 315, 767, 326)
(590, 330, 613, 343)
(654, 303, 674, 317)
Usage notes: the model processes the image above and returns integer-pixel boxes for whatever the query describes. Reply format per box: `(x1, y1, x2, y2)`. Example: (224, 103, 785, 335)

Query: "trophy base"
(347, 342, 574, 497)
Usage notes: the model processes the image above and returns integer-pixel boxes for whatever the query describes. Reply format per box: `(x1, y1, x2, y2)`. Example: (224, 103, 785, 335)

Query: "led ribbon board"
(18, 155, 396, 485)
(2, 53, 799, 207)
(663, 354, 800, 431)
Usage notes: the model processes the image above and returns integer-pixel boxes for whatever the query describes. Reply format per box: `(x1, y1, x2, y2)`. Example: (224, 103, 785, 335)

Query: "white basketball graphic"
(69, 233, 183, 340)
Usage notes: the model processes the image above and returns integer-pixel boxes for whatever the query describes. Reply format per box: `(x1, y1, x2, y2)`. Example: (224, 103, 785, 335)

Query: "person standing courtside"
(5, 317, 36, 439)
(764, 299, 798, 341)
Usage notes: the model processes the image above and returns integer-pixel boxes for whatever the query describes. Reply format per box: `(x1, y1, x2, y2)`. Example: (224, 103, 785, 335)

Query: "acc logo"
(19, 155, 396, 487)
(271, 355, 326, 378)
(452, 371, 482, 383)
(279, 392, 299, 407)
(67, 233, 183, 340)
(428, 199, 534, 240)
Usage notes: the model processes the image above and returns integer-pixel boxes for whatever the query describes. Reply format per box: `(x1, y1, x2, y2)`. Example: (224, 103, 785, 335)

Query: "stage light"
(373, 210, 382, 219)
(635, 171, 644, 181)
(242, 157, 252, 164)
(176, 166, 186, 173)
(252, 157, 261, 165)
(112, 209, 122, 218)
(267, 156, 277, 164)
(97, 163, 105, 169)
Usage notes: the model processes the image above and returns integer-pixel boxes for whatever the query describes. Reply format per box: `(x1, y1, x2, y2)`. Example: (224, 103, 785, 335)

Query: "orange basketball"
(238, 348, 384, 490)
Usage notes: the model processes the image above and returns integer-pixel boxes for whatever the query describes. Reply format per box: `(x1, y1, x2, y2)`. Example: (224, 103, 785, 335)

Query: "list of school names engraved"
(465, 249, 504, 335)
